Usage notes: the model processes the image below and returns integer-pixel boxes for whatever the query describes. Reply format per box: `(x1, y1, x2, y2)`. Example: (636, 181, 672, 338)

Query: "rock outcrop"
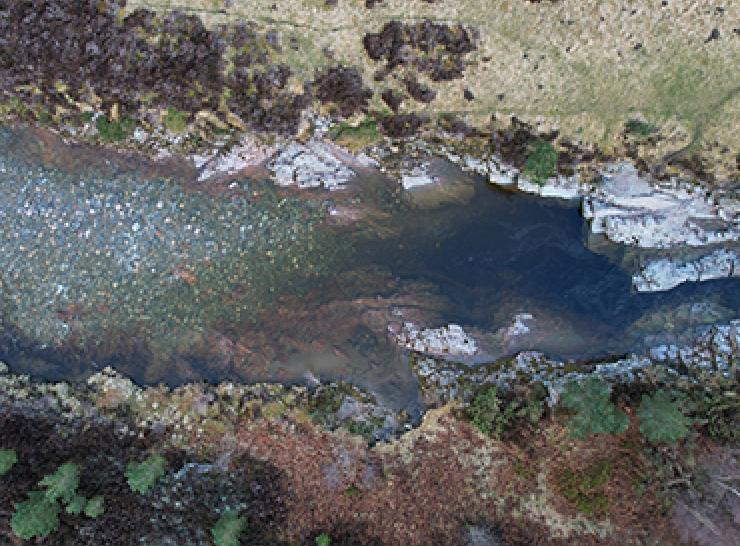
(632, 248, 739, 292)
(268, 140, 356, 190)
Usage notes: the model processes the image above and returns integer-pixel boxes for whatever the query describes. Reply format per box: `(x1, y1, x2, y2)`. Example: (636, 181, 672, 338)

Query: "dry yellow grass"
(127, 0, 739, 171)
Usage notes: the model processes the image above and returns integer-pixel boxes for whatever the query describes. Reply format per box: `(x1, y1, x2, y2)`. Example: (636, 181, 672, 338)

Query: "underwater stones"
(268, 140, 356, 190)
(397, 323, 478, 357)
(632, 248, 740, 292)
(583, 162, 739, 248)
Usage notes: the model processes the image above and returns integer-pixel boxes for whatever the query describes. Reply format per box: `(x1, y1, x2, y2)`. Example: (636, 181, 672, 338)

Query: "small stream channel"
(0, 129, 738, 413)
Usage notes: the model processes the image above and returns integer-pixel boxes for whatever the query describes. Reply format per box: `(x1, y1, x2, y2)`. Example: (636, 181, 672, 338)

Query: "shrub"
(560, 377, 628, 440)
(316, 533, 331, 546)
(39, 462, 80, 504)
(95, 114, 136, 141)
(0, 448, 17, 475)
(126, 454, 167, 494)
(211, 510, 247, 546)
(690, 388, 739, 443)
(625, 119, 657, 137)
(523, 140, 557, 185)
(467, 385, 514, 438)
(638, 390, 692, 444)
(11, 491, 61, 540)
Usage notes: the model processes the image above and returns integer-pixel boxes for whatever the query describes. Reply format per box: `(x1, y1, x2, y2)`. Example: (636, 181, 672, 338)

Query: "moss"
(556, 459, 612, 517)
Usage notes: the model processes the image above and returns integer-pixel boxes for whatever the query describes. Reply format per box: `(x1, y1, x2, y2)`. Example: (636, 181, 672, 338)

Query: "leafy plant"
(84, 495, 105, 518)
(560, 377, 628, 440)
(39, 462, 80, 504)
(556, 459, 612, 517)
(467, 385, 514, 438)
(11, 491, 61, 540)
(523, 140, 557, 185)
(65, 494, 87, 515)
(638, 390, 692, 444)
(0, 448, 17, 475)
(211, 510, 247, 546)
(316, 533, 331, 546)
(126, 454, 167, 495)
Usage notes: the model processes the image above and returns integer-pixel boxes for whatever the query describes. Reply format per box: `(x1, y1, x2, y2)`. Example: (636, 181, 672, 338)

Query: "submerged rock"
(632, 248, 739, 292)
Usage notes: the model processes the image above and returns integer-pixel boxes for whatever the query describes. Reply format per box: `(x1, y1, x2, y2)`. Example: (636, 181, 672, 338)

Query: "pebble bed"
(0, 128, 339, 352)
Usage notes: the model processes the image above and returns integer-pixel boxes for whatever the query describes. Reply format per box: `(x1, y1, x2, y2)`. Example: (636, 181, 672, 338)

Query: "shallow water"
(0, 130, 737, 412)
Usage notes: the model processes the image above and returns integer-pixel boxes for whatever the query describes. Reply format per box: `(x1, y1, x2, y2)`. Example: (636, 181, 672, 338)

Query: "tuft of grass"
(523, 140, 557, 185)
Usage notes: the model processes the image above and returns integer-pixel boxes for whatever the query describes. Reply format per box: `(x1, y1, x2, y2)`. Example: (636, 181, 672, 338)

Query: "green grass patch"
(96, 115, 136, 141)
(329, 117, 382, 152)
(164, 107, 188, 133)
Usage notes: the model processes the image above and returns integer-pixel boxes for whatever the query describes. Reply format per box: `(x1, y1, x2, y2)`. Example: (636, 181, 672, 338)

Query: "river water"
(0, 128, 737, 411)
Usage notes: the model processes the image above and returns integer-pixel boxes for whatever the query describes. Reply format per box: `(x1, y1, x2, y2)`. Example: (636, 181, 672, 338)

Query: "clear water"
(1, 129, 738, 412)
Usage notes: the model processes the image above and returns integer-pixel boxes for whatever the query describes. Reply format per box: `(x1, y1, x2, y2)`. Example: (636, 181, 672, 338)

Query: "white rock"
(268, 140, 355, 190)
(401, 162, 438, 189)
(193, 136, 276, 182)
(505, 313, 535, 337)
(583, 162, 739, 248)
(632, 249, 739, 292)
(397, 322, 478, 356)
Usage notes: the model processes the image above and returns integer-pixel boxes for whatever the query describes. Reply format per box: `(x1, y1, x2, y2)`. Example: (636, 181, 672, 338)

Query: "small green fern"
(0, 448, 17, 476)
(11, 491, 60, 540)
(84, 495, 106, 518)
(212, 510, 247, 546)
(316, 533, 331, 546)
(560, 377, 628, 440)
(39, 463, 80, 504)
(126, 454, 167, 495)
(638, 390, 692, 444)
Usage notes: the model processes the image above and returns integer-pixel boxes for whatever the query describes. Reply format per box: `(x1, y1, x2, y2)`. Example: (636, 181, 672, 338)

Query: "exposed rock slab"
(583, 162, 739, 249)
(397, 322, 478, 357)
(267, 140, 356, 190)
(632, 248, 739, 292)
